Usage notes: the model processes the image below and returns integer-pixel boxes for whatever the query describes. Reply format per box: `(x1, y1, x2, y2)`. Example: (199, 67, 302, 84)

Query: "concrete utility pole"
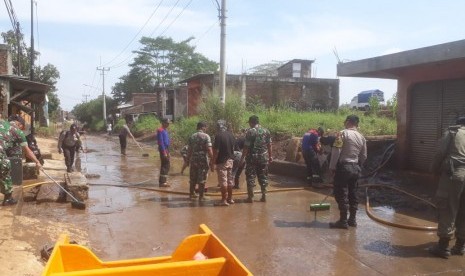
(30, 0, 34, 80)
(217, 0, 227, 105)
(96, 66, 110, 123)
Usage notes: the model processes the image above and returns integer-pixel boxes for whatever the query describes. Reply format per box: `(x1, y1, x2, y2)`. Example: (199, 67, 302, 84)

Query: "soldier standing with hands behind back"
(329, 115, 367, 229)
(240, 115, 273, 203)
(429, 116, 465, 258)
(187, 121, 213, 201)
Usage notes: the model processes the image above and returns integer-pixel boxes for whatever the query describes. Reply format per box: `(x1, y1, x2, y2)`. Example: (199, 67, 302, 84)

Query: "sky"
(1, 0, 465, 111)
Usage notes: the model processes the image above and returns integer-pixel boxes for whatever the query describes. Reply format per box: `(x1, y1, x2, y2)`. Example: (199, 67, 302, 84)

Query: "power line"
(103, 0, 165, 67)
(109, 0, 182, 69)
(159, 0, 193, 36)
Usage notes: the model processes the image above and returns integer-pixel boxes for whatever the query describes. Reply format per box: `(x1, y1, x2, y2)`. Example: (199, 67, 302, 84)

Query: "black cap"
(248, 115, 259, 124)
(456, 117, 465, 125)
(197, 121, 207, 130)
(317, 127, 324, 134)
(345, 115, 360, 125)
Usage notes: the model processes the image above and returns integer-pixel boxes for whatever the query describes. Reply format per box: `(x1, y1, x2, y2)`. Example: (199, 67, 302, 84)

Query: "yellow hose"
(361, 184, 437, 231)
(21, 181, 55, 189)
(88, 183, 304, 196)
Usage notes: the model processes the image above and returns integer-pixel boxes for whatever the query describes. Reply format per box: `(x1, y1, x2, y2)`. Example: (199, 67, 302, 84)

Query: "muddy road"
(15, 134, 465, 275)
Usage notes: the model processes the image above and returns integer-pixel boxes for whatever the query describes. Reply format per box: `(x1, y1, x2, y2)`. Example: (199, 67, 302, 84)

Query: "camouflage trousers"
(245, 160, 268, 199)
(189, 162, 209, 196)
(435, 167, 465, 240)
(0, 153, 12, 195)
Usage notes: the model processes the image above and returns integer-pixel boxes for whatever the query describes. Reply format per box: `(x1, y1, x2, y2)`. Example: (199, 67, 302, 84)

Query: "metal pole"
(219, 0, 226, 105)
(97, 67, 110, 123)
(30, 0, 34, 80)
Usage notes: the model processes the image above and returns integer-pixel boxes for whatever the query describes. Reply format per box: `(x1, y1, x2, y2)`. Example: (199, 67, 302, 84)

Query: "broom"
(41, 169, 86, 210)
(310, 193, 331, 220)
(136, 142, 149, 157)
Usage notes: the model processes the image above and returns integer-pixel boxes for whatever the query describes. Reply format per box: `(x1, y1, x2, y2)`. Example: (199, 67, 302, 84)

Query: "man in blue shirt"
(302, 127, 324, 187)
(157, 118, 171, 187)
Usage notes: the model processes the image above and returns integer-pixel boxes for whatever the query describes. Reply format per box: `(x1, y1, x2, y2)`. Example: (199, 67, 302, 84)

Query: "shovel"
(41, 169, 86, 210)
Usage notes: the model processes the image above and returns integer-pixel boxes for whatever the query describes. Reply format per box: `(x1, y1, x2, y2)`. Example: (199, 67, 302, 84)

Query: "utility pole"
(216, 0, 227, 105)
(96, 66, 110, 123)
(82, 94, 90, 103)
(30, 0, 34, 80)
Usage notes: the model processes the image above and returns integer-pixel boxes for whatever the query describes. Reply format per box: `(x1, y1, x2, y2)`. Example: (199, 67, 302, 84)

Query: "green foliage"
(248, 60, 285, 76)
(169, 117, 199, 148)
(90, 120, 105, 132)
(2, 30, 62, 115)
(34, 126, 56, 137)
(386, 93, 398, 116)
(198, 94, 246, 135)
(368, 96, 380, 114)
(246, 95, 266, 113)
(132, 114, 158, 136)
(240, 107, 396, 137)
(72, 96, 117, 131)
(112, 36, 218, 104)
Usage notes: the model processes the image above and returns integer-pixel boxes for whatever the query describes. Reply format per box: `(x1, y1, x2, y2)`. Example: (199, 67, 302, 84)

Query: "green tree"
(1, 30, 61, 116)
(248, 60, 285, 76)
(111, 36, 218, 103)
(35, 64, 61, 115)
(72, 96, 117, 131)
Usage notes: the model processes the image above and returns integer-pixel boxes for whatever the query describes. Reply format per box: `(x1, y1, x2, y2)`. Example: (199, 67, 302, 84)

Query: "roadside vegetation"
(121, 94, 397, 149)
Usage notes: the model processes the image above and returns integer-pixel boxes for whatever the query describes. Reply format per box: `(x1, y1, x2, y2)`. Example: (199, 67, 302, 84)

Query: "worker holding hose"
(328, 115, 367, 229)
(430, 116, 465, 258)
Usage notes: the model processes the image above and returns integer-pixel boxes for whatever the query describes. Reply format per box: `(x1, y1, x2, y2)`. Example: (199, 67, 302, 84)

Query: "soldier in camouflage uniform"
(240, 115, 273, 203)
(0, 118, 42, 206)
(429, 116, 465, 258)
(187, 121, 213, 201)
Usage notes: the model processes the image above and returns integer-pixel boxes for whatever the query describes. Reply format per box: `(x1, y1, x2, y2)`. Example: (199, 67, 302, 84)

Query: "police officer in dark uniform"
(328, 115, 367, 229)
(430, 117, 465, 258)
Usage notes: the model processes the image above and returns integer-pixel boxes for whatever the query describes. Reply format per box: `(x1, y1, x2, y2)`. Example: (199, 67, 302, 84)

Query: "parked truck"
(349, 89, 384, 110)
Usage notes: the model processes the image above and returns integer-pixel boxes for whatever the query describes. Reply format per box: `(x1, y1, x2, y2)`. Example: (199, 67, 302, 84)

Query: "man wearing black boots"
(430, 117, 465, 258)
(328, 115, 367, 229)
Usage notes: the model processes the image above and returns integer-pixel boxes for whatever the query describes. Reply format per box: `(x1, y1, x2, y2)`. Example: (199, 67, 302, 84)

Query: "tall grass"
(134, 95, 397, 149)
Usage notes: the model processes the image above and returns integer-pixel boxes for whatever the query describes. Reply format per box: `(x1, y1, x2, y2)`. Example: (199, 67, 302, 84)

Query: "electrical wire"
(109, 0, 182, 70)
(159, 0, 193, 37)
(103, 0, 165, 67)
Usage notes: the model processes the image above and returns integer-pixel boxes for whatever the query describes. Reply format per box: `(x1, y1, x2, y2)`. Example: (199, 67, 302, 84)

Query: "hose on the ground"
(87, 182, 304, 196)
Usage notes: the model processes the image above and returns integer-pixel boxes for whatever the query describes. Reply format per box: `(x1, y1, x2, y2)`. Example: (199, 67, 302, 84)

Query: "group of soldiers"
(156, 115, 272, 205)
(0, 115, 43, 206)
(182, 115, 272, 205)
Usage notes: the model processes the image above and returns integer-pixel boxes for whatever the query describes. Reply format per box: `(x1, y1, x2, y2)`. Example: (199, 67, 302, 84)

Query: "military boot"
(429, 237, 451, 259)
(2, 193, 17, 206)
(233, 178, 240, 189)
(348, 209, 357, 227)
(451, 238, 465, 256)
(329, 212, 348, 229)
(260, 194, 266, 202)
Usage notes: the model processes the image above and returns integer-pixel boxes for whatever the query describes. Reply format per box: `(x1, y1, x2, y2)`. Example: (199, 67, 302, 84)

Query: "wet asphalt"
(24, 135, 465, 275)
